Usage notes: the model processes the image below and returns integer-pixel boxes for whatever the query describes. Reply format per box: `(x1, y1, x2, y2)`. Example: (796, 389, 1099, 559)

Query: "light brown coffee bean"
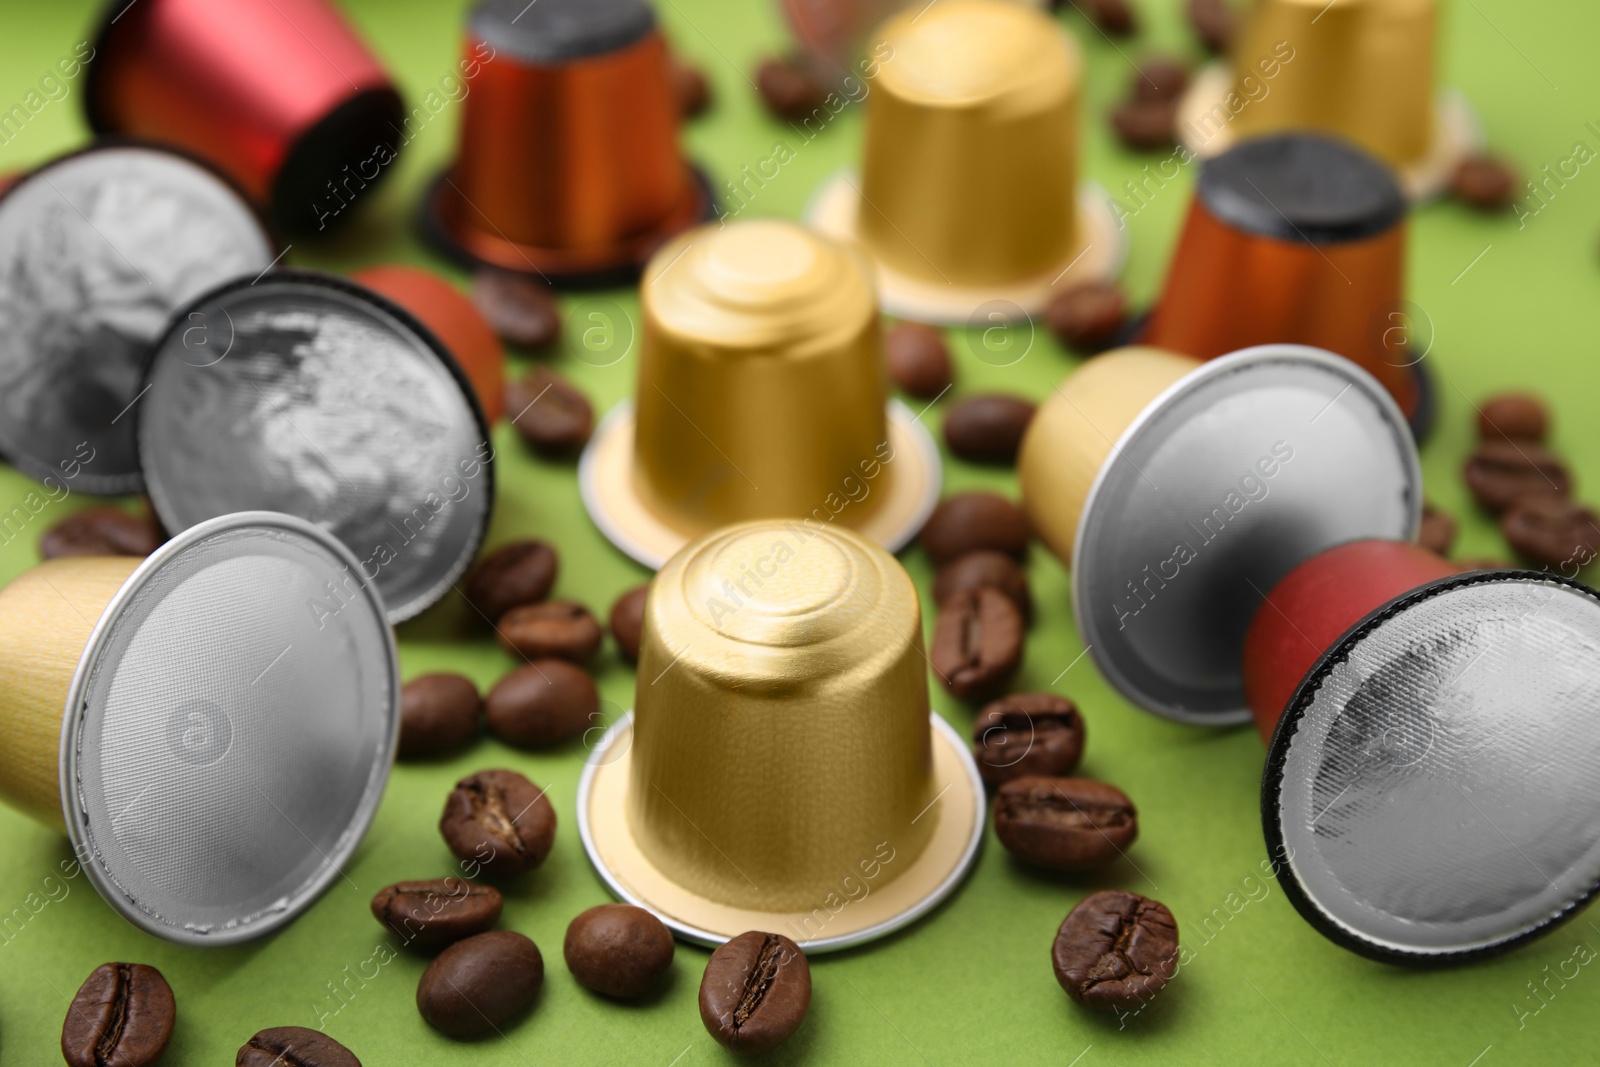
(62, 963, 175, 1067)
(1464, 439, 1571, 513)
(699, 931, 811, 1055)
(418, 931, 543, 1039)
(943, 394, 1037, 466)
(399, 673, 481, 758)
(474, 270, 562, 349)
(1418, 502, 1457, 557)
(507, 368, 593, 455)
(40, 506, 163, 560)
(1501, 494, 1600, 568)
(994, 776, 1136, 871)
(564, 904, 675, 999)
(755, 56, 828, 121)
(1187, 0, 1235, 52)
(486, 659, 598, 747)
(1477, 392, 1549, 442)
(885, 321, 953, 399)
(609, 584, 650, 664)
(1452, 155, 1519, 211)
(972, 694, 1085, 785)
(673, 59, 712, 118)
(1087, 0, 1138, 36)
(919, 492, 1031, 565)
(931, 587, 1024, 702)
(1132, 57, 1190, 101)
(497, 600, 603, 662)
(1045, 283, 1128, 352)
(933, 550, 1032, 622)
(439, 769, 556, 878)
(1053, 890, 1179, 1012)
(1111, 98, 1177, 150)
(465, 540, 558, 622)
(371, 879, 503, 950)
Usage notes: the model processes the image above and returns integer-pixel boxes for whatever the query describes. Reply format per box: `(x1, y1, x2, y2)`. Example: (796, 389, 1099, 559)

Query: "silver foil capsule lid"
(1072, 345, 1421, 724)
(0, 143, 276, 495)
(137, 270, 495, 623)
(61, 511, 399, 946)
(1264, 572, 1600, 964)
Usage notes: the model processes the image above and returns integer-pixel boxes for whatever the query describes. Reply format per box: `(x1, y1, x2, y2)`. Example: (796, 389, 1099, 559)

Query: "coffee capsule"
(807, 0, 1124, 323)
(578, 520, 984, 950)
(0, 144, 276, 496)
(423, 0, 712, 284)
(351, 265, 506, 424)
(581, 219, 940, 569)
(1176, 0, 1481, 199)
(0, 511, 397, 945)
(1144, 134, 1421, 423)
(1018, 344, 1420, 724)
(136, 270, 494, 624)
(84, 0, 405, 233)
(1245, 540, 1600, 964)
(776, 0, 1046, 77)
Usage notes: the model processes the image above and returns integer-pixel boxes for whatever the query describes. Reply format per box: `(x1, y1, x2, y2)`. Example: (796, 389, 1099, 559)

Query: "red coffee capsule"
(423, 0, 712, 284)
(1244, 540, 1600, 964)
(84, 0, 404, 234)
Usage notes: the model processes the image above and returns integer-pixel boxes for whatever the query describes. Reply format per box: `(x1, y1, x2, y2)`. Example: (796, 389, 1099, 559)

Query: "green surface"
(2, 0, 1599, 1063)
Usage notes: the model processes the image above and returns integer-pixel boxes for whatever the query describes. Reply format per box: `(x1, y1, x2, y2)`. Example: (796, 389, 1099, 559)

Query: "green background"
(2, 0, 1598, 1063)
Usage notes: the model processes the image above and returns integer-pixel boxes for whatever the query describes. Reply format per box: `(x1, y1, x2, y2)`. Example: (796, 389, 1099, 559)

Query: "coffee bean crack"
(93, 964, 134, 1067)
(1086, 899, 1168, 991)
(1004, 793, 1132, 831)
(733, 935, 786, 1032)
(465, 779, 529, 859)
(244, 1035, 321, 1067)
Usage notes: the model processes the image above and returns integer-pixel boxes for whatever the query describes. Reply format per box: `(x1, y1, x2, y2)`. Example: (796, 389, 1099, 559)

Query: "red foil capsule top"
(86, 0, 403, 233)
(1242, 539, 1457, 742)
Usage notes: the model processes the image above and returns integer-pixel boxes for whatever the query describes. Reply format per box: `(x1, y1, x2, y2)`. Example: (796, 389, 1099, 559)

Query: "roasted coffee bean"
(418, 930, 543, 1039)
(933, 550, 1032, 622)
(673, 59, 713, 118)
(994, 776, 1136, 871)
(1455, 557, 1515, 572)
(40, 506, 163, 560)
(1477, 392, 1549, 442)
(1132, 57, 1190, 102)
(884, 321, 953, 399)
(238, 1026, 361, 1067)
(944, 394, 1037, 465)
(919, 491, 1031, 565)
(1187, 0, 1235, 53)
(1053, 890, 1179, 1012)
(755, 56, 829, 121)
(1464, 439, 1571, 513)
(1418, 502, 1458, 557)
(931, 587, 1024, 702)
(1045, 282, 1128, 352)
(565, 904, 675, 999)
(399, 673, 482, 758)
(371, 878, 503, 950)
(497, 600, 603, 662)
(1452, 154, 1519, 211)
(61, 963, 175, 1067)
(486, 659, 599, 747)
(609, 584, 650, 664)
(439, 769, 556, 878)
(1110, 98, 1177, 150)
(699, 931, 811, 1055)
(474, 269, 562, 349)
(972, 694, 1085, 785)
(1087, 0, 1138, 36)
(507, 368, 594, 455)
(1501, 494, 1600, 568)
(465, 540, 558, 622)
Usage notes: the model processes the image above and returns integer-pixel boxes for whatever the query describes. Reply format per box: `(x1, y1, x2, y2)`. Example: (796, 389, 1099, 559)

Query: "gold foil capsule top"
(874, 0, 1075, 108)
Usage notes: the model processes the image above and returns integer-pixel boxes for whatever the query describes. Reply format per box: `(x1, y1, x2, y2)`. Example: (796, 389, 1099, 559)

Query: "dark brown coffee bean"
(699, 931, 811, 1055)
(673, 59, 712, 118)
(1464, 439, 1571, 513)
(933, 550, 1032, 622)
(40, 506, 163, 560)
(1418, 502, 1457, 557)
(497, 600, 603, 662)
(486, 659, 598, 747)
(884, 321, 953, 399)
(919, 491, 1031, 565)
(1045, 282, 1128, 352)
(1110, 98, 1178, 150)
(1087, 0, 1138, 36)
(507, 368, 593, 455)
(1501, 494, 1600, 568)
(474, 269, 562, 349)
(1053, 890, 1179, 1012)
(755, 56, 828, 121)
(61, 963, 175, 1067)
(931, 587, 1024, 702)
(1132, 57, 1190, 102)
(465, 540, 558, 622)
(1478, 392, 1549, 442)
(1187, 0, 1235, 53)
(1455, 556, 1515, 573)
(972, 694, 1085, 785)
(995, 777, 1136, 870)
(439, 769, 556, 878)
(565, 904, 675, 999)
(944, 394, 1037, 466)
(399, 673, 481, 758)
(238, 1026, 360, 1067)
(418, 930, 543, 1039)
(371, 878, 503, 950)
(609, 584, 649, 664)
(1452, 154, 1519, 211)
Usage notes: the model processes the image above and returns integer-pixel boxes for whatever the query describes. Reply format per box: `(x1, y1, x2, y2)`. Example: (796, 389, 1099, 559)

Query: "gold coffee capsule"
(1177, 0, 1481, 198)
(580, 219, 940, 569)
(807, 0, 1124, 322)
(578, 520, 984, 950)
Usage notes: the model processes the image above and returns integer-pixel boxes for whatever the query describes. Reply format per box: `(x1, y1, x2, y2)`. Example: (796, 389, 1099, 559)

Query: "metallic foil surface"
(1265, 569, 1600, 961)
(0, 145, 275, 495)
(138, 273, 493, 623)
